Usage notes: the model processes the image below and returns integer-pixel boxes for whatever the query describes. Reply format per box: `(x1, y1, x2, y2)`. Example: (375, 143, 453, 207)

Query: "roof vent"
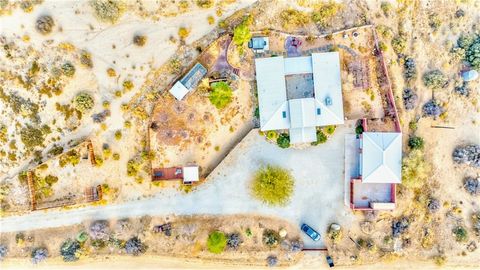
(282, 111, 287, 118)
(316, 108, 321, 115)
(325, 96, 332, 106)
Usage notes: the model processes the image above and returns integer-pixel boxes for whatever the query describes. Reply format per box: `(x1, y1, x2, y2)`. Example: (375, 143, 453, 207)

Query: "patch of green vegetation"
(402, 149, 431, 189)
(90, 0, 126, 24)
(262, 229, 280, 247)
(311, 1, 342, 28)
(196, 0, 213, 9)
(61, 62, 75, 77)
(391, 36, 407, 55)
(311, 130, 327, 146)
(59, 150, 80, 167)
(207, 231, 227, 254)
(324, 125, 336, 135)
(252, 165, 294, 206)
(266, 130, 278, 141)
(408, 136, 424, 150)
(423, 70, 448, 89)
(209, 82, 233, 109)
(280, 9, 309, 30)
(276, 133, 290, 149)
(127, 159, 142, 177)
(452, 226, 468, 242)
(20, 125, 45, 151)
(233, 17, 252, 47)
(73, 92, 94, 113)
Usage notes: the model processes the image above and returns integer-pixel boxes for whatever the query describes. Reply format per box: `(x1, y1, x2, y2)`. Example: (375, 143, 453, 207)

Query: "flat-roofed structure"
(248, 36, 269, 52)
(169, 63, 207, 100)
(255, 52, 344, 144)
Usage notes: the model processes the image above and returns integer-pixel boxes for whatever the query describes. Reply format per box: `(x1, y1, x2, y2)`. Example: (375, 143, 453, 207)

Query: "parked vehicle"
(300, 223, 321, 241)
(326, 255, 335, 267)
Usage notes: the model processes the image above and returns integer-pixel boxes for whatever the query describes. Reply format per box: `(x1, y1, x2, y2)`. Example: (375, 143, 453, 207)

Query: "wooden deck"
(152, 167, 183, 181)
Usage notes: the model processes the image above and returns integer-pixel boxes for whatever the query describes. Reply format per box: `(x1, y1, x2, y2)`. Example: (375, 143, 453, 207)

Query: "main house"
(254, 52, 345, 144)
(349, 131, 402, 210)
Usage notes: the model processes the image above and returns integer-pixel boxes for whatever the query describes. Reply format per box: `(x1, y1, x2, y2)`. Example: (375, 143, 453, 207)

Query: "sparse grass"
(311, 1, 342, 28)
(196, 0, 213, 9)
(251, 165, 294, 206)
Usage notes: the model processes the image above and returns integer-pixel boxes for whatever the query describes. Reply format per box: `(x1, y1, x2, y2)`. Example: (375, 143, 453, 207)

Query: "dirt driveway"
(0, 126, 355, 248)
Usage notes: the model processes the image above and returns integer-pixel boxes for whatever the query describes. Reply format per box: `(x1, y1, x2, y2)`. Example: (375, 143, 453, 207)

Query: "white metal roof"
(361, 132, 402, 184)
(312, 52, 345, 126)
(255, 52, 344, 142)
(183, 165, 199, 182)
(288, 98, 317, 128)
(255, 56, 289, 130)
(169, 81, 190, 100)
(289, 127, 316, 144)
(284, 56, 313, 75)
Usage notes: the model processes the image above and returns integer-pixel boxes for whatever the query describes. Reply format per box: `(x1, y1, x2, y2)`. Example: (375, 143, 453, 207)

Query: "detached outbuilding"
(152, 165, 199, 185)
(169, 63, 207, 100)
(349, 132, 402, 211)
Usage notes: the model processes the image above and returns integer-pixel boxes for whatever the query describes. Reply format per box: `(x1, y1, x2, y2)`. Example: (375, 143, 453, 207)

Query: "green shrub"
(44, 175, 58, 185)
(408, 136, 424, 150)
(391, 36, 407, 55)
(90, 0, 126, 24)
(209, 82, 233, 109)
(127, 159, 141, 177)
(280, 9, 309, 30)
(59, 150, 80, 167)
(207, 231, 227, 254)
(133, 35, 147, 46)
(20, 125, 45, 150)
(60, 239, 80, 262)
(402, 150, 431, 189)
(276, 133, 290, 148)
(76, 231, 89, 243)
(114, 130, 122, 140)
(196, 0, 213, 8)
(423, 70, 448, 89)
(233, 20, 252, 47)
(311, 1, 342, 28)
(62, 62, 75, 77)
(380, 1, 392, 16)
(453, 226, 468, 242)
(262, 229, 280, 247)
(311, 130, 327, 146)
(252, 165, 294, 206)
(266, 130, 278, 140)
(355, 124, 364, 135)
(457, 34, 476, 49)
(466, 39, 480, 69)
(433, 255, 447, 266)
(324, 125, 336, 135)
(73, 92, 94, 113)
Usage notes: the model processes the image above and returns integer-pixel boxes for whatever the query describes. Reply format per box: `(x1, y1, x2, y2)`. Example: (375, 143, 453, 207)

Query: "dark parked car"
(300, 223, 321, 241)
(326, 255, 335, 267)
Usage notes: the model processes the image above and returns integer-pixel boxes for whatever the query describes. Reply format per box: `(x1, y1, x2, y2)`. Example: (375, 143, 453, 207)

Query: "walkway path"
(0, 127, 355, 247)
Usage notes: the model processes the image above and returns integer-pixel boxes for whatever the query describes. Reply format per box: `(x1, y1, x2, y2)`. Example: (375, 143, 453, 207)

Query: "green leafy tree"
(209, 82, 233, 109)
(207, 231, 227, 254)
(453, 226, 468, 242)
(233, 22, 252, 47)
(252, 165, 294, 206)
